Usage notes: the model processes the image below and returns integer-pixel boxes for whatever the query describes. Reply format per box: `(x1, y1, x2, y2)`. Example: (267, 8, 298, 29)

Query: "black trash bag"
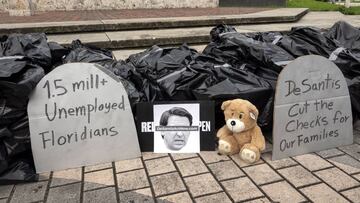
(277, 36, 320, 58)
(0, 33, 52, 71)
(326, 21, 360, 50)
(0, 128, 11, 139)
(111, 61, 147, 105)
(203, 31, 294, 74)
(0, 127, 30, 167)
(127, 45, 198, 81)
(210, 24, 237, 42)
(245, 31, 283, 43)
(0, 56, 44, 126)
(272, 22, 360, 77)
(153, 54, 225, 101)
(3, 116, 31, 158)
(203, 36, 247, 69)
(193, 56, 273, 93)
(348, 76, 360, 121)
(202, 31, 289, 129)
(0, 56, 29, 77)
(194, 78, 273, 129)
(0, 102, 27, 127)
(331, 49, 360, 79)
(0, 143, 8, 174)
(0, 57, 44, 184)
(189, 56, 274, 129)
(0, 160, 38, 185)
(157, 65, 210, 101)
(324, 22, 360, 78)
(274, 26, 338, 58)
(63, 39, 114, 69)
(48, 42, 70, 69)
(64, 40, 145, 106)
(125, 44, 199, 101)
(0, 57, 45, 109)
(112, 61, 146, 92)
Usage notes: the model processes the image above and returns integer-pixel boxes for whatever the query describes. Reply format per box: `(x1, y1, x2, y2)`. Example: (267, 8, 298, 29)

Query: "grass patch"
(287, 0, 360, 14)
(287, 0, 341, 11)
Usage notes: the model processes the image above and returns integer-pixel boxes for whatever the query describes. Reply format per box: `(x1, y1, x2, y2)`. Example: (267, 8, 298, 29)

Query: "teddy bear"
(217, 99, 266, 163)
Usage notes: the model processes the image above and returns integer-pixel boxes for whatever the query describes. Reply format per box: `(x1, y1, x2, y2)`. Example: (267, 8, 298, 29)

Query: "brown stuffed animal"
(217, 99, 265, 163)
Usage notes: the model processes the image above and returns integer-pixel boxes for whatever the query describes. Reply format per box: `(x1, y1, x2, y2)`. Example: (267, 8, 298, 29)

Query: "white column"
(345, 0, 351, 8)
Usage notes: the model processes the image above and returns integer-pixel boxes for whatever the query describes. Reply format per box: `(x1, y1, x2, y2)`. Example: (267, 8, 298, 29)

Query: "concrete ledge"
(0, 8, 308, 35)
(46, 32, 111, 49)
(46, 27, 213, 49)
(45, 11, 357, 51)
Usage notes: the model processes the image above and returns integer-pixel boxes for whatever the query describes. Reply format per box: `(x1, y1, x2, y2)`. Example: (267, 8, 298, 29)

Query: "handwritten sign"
(272, 55, 353, 160)
(28, 63, 141, 172)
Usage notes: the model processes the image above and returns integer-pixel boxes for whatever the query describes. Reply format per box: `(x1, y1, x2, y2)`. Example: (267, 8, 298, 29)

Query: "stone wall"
(1, 0, 218, 11)
(0, 0, 9, 11)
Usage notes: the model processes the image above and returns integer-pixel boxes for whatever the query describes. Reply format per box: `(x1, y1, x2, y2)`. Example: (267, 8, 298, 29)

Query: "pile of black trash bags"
(0, 21, 359, 184)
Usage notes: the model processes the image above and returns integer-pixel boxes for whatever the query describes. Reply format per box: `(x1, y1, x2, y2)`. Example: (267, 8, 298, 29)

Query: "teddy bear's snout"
(226, 119, 245, 133)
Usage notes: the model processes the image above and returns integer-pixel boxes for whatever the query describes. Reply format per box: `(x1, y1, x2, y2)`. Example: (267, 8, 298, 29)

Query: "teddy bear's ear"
(221, 100, 232, 110)
(250, 112, 256, 120)
(248, 105, 259, 120)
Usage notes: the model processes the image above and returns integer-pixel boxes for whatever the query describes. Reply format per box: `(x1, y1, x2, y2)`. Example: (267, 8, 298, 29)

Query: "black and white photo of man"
(154, 104, 199, 153)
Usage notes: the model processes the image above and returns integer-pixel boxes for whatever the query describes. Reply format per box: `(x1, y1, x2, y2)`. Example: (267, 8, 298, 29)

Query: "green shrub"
(339, 6, 360, 14)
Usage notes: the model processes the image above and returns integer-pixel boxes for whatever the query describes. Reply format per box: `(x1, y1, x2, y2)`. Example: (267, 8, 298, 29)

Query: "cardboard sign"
(28, 63, 141, 172)
(272, 55, 353, 160)
(136, 101, 215, 153)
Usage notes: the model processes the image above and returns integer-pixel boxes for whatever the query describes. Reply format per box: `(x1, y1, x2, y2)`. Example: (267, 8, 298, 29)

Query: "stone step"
(0, 8, 308, 34)
(46, 11, 351, 50)
(47, 26, 213, 49)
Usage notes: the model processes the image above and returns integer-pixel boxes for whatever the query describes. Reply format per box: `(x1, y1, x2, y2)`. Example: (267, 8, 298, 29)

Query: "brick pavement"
(0, 7, 269, 24)
(0, 127, 359, 203)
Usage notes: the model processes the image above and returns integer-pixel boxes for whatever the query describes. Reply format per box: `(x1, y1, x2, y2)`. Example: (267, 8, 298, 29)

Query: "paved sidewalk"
(1, 126, 359, 203)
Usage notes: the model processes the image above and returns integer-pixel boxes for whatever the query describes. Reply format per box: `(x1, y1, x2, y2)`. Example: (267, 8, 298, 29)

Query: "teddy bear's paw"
(240, 149, 257, 163)
(218, 140, 232, 155)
